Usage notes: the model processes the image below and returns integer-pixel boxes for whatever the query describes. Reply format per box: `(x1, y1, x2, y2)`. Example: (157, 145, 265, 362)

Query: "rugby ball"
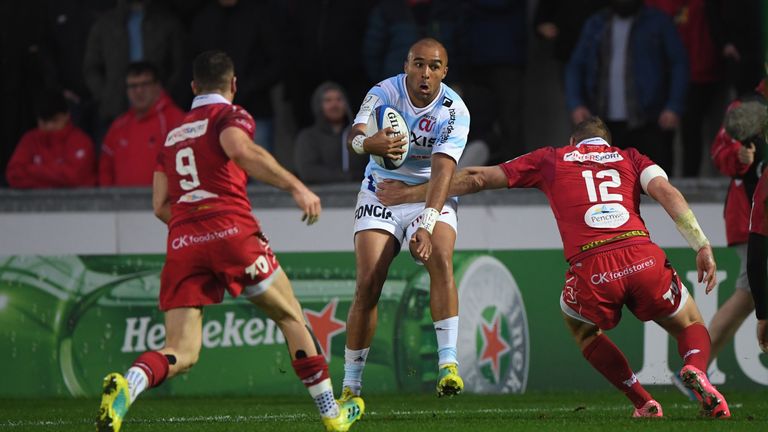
(366, 105, 410, 169)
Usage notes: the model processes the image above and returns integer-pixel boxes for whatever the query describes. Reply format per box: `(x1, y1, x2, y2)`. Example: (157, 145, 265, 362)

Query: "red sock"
(292, 355, 330, 387)
(132, 351, 170, 388)
(582, 334, 652, 408)
(675, 323, 711, 371)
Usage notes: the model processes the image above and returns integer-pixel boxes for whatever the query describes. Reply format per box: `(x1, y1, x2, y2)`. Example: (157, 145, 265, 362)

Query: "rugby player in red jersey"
(746, 169, 768, 353)
(96, 51, 364, 432)
(377, 117, 730, 418)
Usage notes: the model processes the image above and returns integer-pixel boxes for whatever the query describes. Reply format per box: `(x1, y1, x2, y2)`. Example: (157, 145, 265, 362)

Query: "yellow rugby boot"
(436, 363, 464, 397)
(322, 396, 365, 432)
(96, 373, 131, 432)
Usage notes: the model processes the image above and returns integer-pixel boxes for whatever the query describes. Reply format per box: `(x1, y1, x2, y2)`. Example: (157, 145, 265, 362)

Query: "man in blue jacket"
(565, 0, 688, 172)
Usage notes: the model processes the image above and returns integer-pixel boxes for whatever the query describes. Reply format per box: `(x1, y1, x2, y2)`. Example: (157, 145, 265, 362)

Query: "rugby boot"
(436, 363, 464, 397)
(680, 365, 731, 418)
(321, 396, 365, 432)
(632, 399, 663, 418)
(96, 373, 131, 432)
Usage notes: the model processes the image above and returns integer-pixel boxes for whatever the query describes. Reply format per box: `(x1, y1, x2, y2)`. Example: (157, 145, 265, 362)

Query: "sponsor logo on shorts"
(584, 203, 630, 228)
(590, 257, 656, 284)
(563, 150, 624, 164)
(171, 226, 240, 250)
(355, 204, 394, 221)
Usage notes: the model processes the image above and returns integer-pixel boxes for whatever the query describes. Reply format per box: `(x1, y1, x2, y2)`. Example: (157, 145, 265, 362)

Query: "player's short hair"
(35, 89, 68, 120)
(125, 61, 159, 81)
(193, 50, 234, 93)
(571, 117, 612, 145)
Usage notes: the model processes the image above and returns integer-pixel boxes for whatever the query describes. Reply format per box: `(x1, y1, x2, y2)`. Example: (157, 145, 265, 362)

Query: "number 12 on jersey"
(582, 169, 622, 203)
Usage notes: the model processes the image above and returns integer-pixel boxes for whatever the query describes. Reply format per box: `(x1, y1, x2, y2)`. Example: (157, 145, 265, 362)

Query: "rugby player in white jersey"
(342, 38, 470, 400)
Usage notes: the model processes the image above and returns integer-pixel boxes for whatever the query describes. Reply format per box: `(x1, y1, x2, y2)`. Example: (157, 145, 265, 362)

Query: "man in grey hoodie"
(294, 82, 368, 184)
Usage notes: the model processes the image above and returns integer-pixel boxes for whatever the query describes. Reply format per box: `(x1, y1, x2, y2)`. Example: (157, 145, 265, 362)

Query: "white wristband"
(351, 135, 366, 155)
(418, 207, 440, 234)
(674, 209, 709, 251)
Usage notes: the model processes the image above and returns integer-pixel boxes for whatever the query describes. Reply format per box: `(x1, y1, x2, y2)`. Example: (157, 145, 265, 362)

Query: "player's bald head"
(407, 38, 449, 66)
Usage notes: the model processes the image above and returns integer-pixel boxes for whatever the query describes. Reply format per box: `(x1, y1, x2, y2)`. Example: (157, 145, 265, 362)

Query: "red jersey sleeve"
(215, 105, 256, 139)
(498, 147, 552, 188)
(623, 147, 657, 175)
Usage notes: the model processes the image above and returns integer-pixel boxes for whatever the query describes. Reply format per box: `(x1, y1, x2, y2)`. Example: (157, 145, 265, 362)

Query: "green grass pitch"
(1, 389, 765, 431)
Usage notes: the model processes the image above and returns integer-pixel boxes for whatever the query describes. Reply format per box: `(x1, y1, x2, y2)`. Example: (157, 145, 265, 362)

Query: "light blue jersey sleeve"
(353, 79, 398, 126)
(432, 90, 470, 163)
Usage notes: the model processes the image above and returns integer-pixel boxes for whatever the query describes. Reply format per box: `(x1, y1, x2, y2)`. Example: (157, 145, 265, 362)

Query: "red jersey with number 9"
(156, 94, 257, 228)
(499, 139, 660, 262)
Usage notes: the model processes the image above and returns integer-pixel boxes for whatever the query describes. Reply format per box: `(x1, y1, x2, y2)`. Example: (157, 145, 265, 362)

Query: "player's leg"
(247, 269, 364, 431)
(655, 296, 731, 418)
(562, 312, 661, 417)
(343, 229, 398, 397)
(421, 222, 462, 396)
(97, 307, 203, 432)
(708, 248, 755, 356)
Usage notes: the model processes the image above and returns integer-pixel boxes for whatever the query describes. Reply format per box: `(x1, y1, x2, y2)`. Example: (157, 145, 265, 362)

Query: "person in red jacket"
(99, 61, 185, 187)
(6, 90, 96, 188)
(707, 78, 765, 371)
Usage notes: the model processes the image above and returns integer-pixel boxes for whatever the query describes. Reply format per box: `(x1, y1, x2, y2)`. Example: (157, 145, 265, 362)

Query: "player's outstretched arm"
(376, 165, 508, 206)
(646, 176, 717, 292)
(220, 127, 321, 225)
(152, 171, 171, 224)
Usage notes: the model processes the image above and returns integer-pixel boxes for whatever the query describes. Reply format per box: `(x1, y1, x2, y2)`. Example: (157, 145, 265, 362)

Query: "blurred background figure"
(99, 62, 184, 187)
(565, 0, 688, 172)
(648, 0, 726, 177)
(84, 0, 184, 141)
(187, 0, 282, 152)
(294, 82, 367, 184)
(6, 90, 96, 188)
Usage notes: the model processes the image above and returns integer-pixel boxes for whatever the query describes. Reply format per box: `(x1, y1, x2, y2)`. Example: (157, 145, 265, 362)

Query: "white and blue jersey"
(353, 74, 470, 192)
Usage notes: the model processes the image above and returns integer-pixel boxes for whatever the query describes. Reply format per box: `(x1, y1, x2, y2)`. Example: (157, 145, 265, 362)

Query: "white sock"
(308, 378, 339, 418)
(434, 316, 459, 366)
(125, 367, 148, 404)
(342, 347, 370, 394)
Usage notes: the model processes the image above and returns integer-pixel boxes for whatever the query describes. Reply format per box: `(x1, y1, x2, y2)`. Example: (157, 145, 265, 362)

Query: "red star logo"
(479, 314, 511, 383)
(304, 298, 346, 362)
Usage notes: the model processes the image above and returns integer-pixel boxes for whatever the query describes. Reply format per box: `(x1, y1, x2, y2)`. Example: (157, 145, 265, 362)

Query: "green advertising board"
(0, 248, 765, 398)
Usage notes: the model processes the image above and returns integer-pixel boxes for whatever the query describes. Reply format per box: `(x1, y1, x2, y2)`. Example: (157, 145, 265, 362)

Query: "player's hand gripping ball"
(366, 105, 410, 169)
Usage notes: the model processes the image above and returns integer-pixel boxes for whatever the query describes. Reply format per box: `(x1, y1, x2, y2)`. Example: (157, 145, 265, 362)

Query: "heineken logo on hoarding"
(477, 308, 512, 384)
(457, 256, 529, 394)
(303, 298, 346, 362)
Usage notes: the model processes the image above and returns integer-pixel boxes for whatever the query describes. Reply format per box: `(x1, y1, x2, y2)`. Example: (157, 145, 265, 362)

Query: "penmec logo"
(458, 256, 529, 394)
(584, 203, 630, 228)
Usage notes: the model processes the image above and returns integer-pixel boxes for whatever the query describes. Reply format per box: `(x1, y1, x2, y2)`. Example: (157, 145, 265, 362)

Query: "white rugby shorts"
(353, 189, 458, 245)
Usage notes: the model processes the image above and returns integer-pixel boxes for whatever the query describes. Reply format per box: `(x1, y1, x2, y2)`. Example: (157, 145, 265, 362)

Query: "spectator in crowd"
(647, 0, 726, 177)
(99, 62, 184, 187)
(707, 79, 765, 369)
(534, 0, 609, 71)
(188, 0, 282, 152)
(713, 0, 764, 97)
(566, 0, 688, 172)
(6, 90, 96, 188)
(0, 0, 47, 187)
(38, 0, 116, 136)
(461, 0, 527, 163)
(279, 0, 374, 130)
(83, 0, 184, 135)
(363, 0, 461, 84)
(294, 82, 367, 184)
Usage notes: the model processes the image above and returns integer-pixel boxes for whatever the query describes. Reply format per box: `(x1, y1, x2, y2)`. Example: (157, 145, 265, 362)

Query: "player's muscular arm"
(347, 123, 406, 159)
(152, 171, 171, 224)
(646, 176, 717, 292)
(377, 165, 508, 206)
(220, 127, 321, 224)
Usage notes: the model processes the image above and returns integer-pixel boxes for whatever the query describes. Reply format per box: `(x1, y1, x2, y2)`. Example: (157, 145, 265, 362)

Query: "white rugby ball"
(366, 105, 410, 169)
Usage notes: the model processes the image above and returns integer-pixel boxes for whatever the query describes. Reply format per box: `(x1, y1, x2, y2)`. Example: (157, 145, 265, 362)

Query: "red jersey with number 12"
(499, 139, 659, 262)
(156, 94, 256, 228)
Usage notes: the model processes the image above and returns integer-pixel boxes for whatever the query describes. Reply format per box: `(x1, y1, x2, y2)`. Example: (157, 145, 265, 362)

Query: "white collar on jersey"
(191, 93, 231, 110)
(576, 137, 609, 147)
